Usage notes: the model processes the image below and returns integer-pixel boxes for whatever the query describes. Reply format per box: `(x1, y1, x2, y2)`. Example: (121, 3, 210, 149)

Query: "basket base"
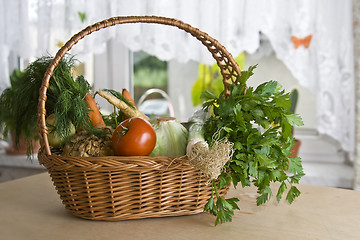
(68, 204, 210, 222)
(39, 152, 229, 221)
(57, 175, 229, 221)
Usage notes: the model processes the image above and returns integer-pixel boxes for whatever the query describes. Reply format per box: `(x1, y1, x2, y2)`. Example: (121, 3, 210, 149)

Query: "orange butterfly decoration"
(291, 34, 312, 49)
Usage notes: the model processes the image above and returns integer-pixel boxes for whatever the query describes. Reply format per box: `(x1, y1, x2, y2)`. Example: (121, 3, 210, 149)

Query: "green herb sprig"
(201, 65, 305, 225)
(0, 55, 93, 155)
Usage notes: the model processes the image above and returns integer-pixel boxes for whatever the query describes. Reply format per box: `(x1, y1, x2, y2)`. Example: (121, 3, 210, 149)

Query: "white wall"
(168, 60, 198, 121)
(93, 40, 132, 114)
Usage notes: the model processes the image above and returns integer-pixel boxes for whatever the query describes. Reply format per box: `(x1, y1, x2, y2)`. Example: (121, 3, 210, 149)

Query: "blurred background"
(0, 0, 358, 189)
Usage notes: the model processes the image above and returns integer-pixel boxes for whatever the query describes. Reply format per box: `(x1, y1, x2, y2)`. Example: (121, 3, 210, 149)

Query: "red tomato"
(112, 117, 156, 156)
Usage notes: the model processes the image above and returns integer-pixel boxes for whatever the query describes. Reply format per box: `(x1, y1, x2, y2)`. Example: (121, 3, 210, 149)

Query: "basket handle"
(38, 16, 241, 156)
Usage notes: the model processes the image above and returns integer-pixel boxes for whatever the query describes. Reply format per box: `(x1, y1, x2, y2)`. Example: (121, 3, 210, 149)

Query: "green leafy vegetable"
(0, 70, 27, 137)
(201, 65, 305, 225)
(204, 181, 240, 226)
(0, 55, 93, 154)
(30, 56, 93, 140)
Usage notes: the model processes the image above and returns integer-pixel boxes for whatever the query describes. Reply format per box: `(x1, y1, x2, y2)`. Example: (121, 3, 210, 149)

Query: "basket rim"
(38, 150, 194, 171)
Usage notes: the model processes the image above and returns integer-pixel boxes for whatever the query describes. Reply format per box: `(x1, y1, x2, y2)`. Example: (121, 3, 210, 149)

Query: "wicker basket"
(37, 16, 241, 221)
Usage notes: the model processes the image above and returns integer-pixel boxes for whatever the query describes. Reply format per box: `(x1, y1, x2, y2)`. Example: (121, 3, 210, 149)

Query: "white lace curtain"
(0, 0, 355, 156)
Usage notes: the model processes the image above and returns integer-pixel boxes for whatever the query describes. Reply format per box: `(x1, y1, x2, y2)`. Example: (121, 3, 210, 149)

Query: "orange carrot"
(122, 88, 135, 107)
(84, 93, 105, 126)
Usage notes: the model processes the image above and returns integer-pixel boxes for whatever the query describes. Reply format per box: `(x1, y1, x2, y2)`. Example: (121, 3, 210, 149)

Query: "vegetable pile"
(55, 87, 157, 157)
(1, 54, 304, 226)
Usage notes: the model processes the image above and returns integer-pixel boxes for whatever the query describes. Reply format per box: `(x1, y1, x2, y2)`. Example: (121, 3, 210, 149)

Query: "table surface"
(1, 173, 360, 240)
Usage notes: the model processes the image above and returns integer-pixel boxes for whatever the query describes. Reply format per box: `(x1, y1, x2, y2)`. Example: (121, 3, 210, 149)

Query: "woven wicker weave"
(37, 16, 241, 221)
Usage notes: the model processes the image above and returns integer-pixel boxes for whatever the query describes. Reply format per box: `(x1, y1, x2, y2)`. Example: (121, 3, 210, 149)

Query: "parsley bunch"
(202, 65, 305, 225)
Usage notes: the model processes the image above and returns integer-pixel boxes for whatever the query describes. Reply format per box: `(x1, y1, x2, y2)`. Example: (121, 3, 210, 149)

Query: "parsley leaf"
(286, 186, 301, 204)
(276, 182, 288, 202)
(285, 113, 304, 127)
(257, 186, 272, 205)
(208, 181, 240, 226)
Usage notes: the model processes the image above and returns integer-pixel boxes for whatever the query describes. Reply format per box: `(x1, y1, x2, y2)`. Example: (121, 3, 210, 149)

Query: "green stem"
(212, 180, 220, 198)
(114, 106, 118, 127)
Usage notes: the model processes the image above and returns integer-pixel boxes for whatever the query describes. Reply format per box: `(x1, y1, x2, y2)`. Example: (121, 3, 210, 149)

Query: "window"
(133, 51, 172, 118)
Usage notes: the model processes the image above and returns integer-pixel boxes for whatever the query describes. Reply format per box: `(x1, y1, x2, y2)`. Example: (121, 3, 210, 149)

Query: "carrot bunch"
(84, 93, 105, 127)
(97, 88, 149, 121)
(84, 88, 148, 129)
(122, 88, 135, 107)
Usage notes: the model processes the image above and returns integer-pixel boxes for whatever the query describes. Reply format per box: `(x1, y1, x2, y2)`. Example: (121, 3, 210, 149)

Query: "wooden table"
(1, 173, 359, 240)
